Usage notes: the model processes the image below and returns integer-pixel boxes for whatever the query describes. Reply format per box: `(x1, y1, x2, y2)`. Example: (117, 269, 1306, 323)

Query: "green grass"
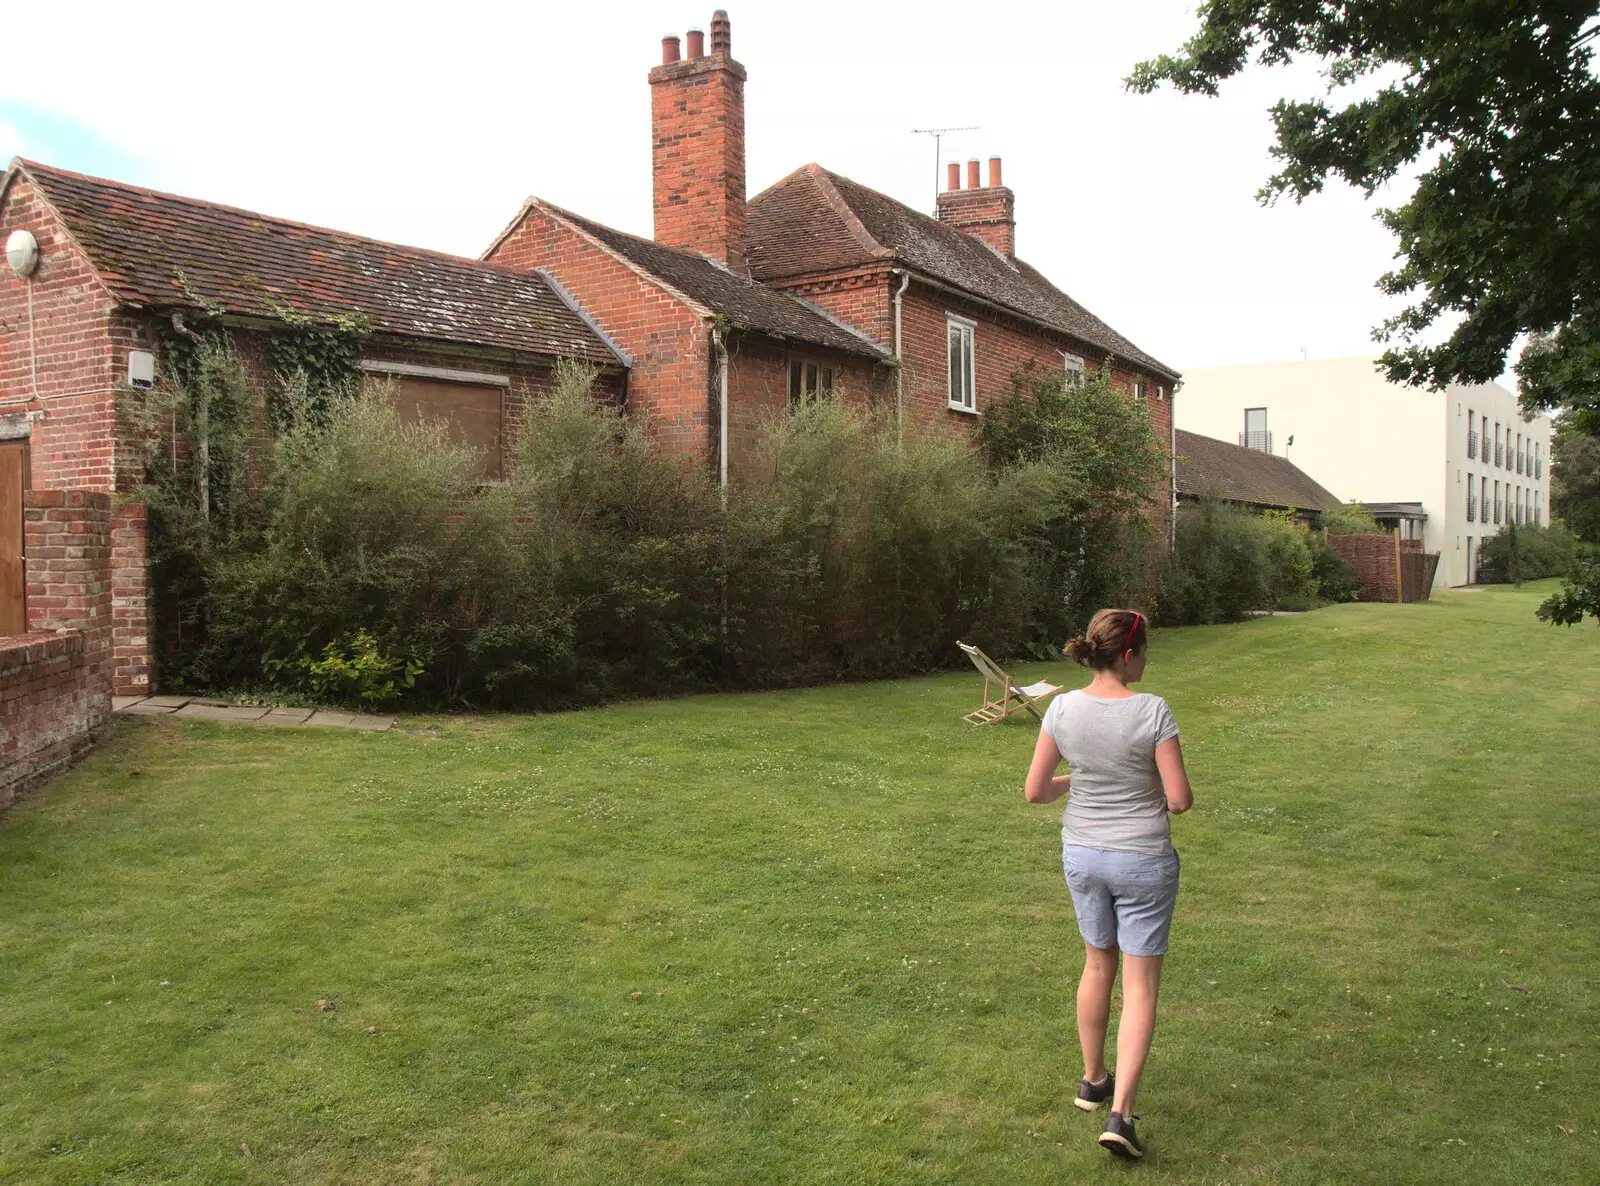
(2, 581, 1597, 1183)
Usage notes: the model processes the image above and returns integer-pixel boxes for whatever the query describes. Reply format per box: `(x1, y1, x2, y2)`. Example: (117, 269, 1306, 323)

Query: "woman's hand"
(1025, 730, 1072, 804)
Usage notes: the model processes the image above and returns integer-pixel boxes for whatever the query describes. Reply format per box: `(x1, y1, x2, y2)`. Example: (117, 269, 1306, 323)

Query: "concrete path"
(113, 696, 393, 731)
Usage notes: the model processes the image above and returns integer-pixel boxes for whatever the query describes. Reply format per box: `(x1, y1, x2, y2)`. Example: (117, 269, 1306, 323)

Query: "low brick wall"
(0, 489, 115, 810)
(1331, 533, 1437, 603)
(0, 632, 109, 810)
(110, 502, 151, 695)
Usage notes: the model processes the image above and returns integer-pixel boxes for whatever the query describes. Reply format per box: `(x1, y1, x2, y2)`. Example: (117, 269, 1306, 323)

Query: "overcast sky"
(1, 0, 1470, 379)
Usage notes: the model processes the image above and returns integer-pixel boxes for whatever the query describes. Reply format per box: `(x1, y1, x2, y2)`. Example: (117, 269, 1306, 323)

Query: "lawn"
(2, 581, 1597, 1184)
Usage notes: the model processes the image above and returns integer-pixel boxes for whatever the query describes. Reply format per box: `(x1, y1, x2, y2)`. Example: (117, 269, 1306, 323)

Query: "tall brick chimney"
(937, 155, 1016, 257)
(649, 9, 747, 269)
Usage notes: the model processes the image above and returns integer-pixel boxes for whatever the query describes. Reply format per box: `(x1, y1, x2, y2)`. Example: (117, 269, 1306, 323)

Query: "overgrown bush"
(1476, 521, 1577, 584)
(1319, 502, 1380, 535)
(1156, 498, 1320, 624)
(1309, 538, 1359, 603)
(140, 350, 1170, 707)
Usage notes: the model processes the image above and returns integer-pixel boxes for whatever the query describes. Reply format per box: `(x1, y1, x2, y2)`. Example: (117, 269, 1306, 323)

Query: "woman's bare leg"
(1077, 942, 1120, 1081)
(1111, 953, 1164, 1114)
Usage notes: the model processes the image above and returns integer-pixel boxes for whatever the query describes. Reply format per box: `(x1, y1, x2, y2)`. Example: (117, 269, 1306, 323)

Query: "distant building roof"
(1363, 502, 1428, 520)
(1175, 428, 1344, 513)
(5, 159, 621, 364)
(490, 198, 892, 363)
(746, 164, 1178, 380)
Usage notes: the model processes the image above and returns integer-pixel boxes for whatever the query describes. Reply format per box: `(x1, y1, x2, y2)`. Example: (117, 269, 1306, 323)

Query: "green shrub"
(1157, 498, 1318, 624)
(1476, 521, 1577, 584)
(1537, 544, 1600, 626)
(292, 629, 423, 707)
(1310, 539, 1359, 603)
(1320, 503, 1380, 535)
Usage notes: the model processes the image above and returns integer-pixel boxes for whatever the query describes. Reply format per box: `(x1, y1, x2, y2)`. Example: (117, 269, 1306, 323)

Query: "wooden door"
(0, 442, 25, 635)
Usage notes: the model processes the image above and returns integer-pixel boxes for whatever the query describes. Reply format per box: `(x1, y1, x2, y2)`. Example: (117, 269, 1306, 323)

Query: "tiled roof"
(1174, 429, 1344, 513)
(527, 200, 891, 362)
(9, 160, 620, 364)
(746, 165, 1179, 380)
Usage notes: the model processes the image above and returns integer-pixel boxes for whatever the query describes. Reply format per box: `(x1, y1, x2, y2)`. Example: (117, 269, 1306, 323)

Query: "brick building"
(0, 160, 626, 696)
(485, 11, 1179, 483)
(0, 6, 1179, 717)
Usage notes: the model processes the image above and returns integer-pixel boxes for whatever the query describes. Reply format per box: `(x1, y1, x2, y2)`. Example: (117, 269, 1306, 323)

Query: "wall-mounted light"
(5, 229, 39, 278)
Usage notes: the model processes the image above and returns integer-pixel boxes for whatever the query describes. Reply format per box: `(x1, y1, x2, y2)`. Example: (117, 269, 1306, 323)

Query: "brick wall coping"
(0, 631, 85, 673)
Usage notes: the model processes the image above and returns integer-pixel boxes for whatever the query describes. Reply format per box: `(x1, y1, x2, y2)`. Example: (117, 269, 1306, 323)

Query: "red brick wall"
(110, 502, 150, 696)
(722, 333, 892, 482)
(0, 488, 115, 810)
(486, 205, 713, 456)
(0, 633, 107, 810)
(648, 53, 748, 267)
(0, 174, 132, 493)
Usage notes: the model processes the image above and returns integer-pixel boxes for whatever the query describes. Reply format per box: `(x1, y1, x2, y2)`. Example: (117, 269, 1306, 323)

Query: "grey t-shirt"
(1042, 689, 1180, 856)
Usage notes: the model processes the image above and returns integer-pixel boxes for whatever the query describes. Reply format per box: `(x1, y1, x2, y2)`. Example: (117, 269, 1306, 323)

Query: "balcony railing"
(1519, 451, 1526, 474)
(1537, 459, 1544, 479)
(1466, 494, 1477, 522)
(1239, 430, 1273, 453)
(1496, 441, 1505, 466)
(1467, 430, 1478, 459)
(1494, 498, 1503, 523)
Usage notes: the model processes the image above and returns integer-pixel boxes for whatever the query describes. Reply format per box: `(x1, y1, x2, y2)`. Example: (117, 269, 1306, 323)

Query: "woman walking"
(1023, 608, 1193, 1160)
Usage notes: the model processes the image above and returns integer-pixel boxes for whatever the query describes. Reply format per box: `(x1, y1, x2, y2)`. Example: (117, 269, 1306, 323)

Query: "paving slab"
(175, 704, 271, 722)
(113, 696, 147, 712)
(260, 707, 315, 725)
(344, 713, 395, 731)
(122, 701, 181, 715)
(142, 695, 192, 708)
(305, 710, 356, 727)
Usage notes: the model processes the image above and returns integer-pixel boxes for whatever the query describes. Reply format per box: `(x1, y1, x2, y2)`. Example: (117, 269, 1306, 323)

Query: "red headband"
(1121, 611, 1145, 661)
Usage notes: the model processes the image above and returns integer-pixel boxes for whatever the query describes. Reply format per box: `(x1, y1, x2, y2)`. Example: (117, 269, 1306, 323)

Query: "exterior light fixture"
(5, 229, 39, 278)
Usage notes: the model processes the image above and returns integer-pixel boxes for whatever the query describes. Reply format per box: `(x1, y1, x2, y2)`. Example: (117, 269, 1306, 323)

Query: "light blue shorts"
(1061, 844, 1181, 957)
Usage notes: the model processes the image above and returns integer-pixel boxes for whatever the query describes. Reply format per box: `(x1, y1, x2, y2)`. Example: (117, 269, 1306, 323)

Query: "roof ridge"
(18, 157, 532, 279)
(524, 198, 715, 319)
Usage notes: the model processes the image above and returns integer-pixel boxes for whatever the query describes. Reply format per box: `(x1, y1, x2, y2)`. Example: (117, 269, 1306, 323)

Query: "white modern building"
(1176, 357, 1554, 588)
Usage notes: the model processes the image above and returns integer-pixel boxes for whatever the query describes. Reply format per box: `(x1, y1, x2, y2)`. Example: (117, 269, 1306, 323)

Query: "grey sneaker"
(1073, 1070, 1114, 1112)
(1098, 1110, 1144, 1159)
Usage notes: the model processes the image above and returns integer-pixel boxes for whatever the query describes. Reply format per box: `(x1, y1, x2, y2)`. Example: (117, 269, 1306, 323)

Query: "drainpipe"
(712, 323, 730, 497)
(1169, 383, 1179, 552)
(892, 269, 910, 442)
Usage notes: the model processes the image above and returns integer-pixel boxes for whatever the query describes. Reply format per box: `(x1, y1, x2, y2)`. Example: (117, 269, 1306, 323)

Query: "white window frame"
(1132, 378, 1148, 402)
(1059, 351, 1085, 389)
(947, 315, 977, 414)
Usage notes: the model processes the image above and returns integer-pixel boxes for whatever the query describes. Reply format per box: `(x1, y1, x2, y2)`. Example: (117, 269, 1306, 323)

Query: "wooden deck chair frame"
(956, 641, 1062, 725)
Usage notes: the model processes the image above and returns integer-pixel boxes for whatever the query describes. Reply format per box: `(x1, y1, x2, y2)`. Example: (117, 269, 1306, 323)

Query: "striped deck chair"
(956, 641, 1062, 725)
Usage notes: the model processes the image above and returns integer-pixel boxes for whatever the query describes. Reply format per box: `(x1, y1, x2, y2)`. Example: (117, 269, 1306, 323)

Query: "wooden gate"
(0, 441, 26, 635)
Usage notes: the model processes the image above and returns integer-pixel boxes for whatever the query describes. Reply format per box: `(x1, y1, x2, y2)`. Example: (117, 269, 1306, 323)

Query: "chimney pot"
(966, 159, 980, 189)
(710, 9, 731, 54)
(686, 28, 705, 57)
(988, 156, 1002, 188)
(946, 162, 962, 191)
(662, 34, 681, 64)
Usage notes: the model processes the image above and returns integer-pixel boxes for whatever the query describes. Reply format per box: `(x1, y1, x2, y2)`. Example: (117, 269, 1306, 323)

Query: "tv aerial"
(912, 126, 979, 214)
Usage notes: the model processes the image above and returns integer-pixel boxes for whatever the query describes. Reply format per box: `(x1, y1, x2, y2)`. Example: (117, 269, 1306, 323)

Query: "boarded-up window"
(0, 442, 25, 636)
(391, 378, 504, 480)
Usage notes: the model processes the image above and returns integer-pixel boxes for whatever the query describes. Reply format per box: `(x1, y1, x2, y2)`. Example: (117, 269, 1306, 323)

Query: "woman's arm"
(1024, 729, 1072, 804)
(1155, 736, 1193, 814)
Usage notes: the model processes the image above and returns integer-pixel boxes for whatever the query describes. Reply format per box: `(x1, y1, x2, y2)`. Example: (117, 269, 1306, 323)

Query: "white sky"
(0, 0, 1463, 378)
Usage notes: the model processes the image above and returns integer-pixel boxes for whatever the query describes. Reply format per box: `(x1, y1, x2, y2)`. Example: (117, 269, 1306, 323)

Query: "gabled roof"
(1174, 429, 1344, 513)
(746, 164, 1178, 380)
(491, 199, 891, 362)
(4, 159, 621, 364)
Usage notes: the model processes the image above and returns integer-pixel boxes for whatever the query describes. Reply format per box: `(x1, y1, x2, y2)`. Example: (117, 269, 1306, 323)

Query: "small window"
(947, 316, 976, 413)
(1242, 407, 1269, 452)
(788, 357, 835, 406)
(1061, 353, 1085, 388)
(1131, 378, 1147, 401)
